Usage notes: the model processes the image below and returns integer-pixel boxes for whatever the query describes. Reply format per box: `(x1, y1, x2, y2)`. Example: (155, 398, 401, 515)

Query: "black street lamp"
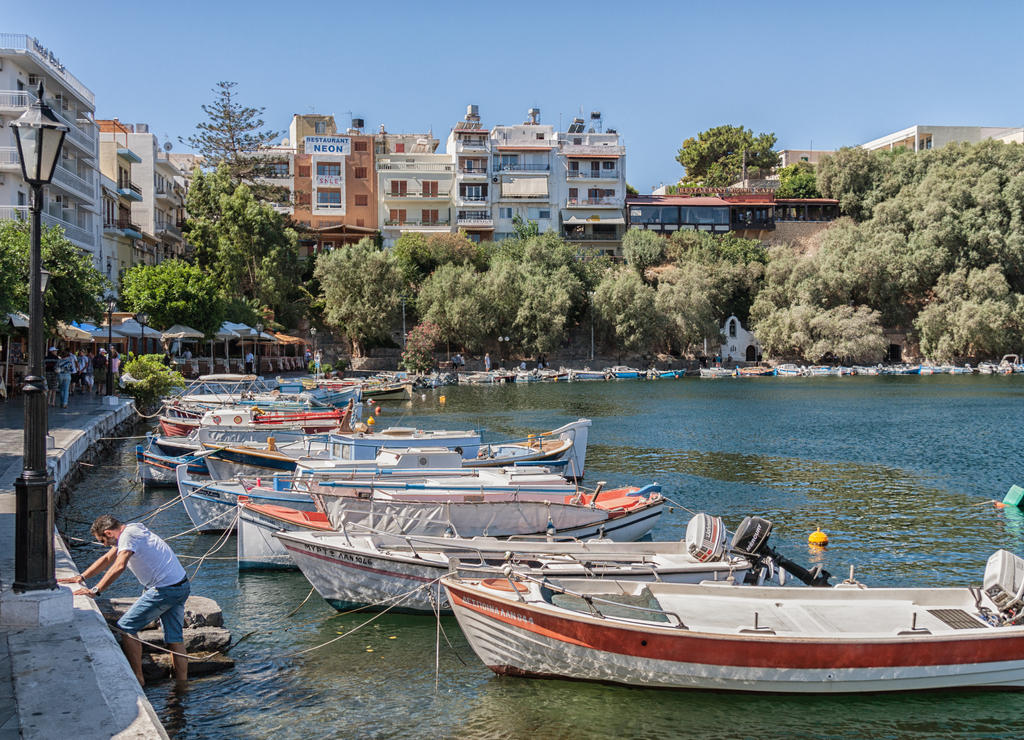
(10, 82, 68, 592)
(135, 311, 149, 357)
(105, 295, 117, 396)
(310, 327, 318, 377)
(255, 322, 264, 378)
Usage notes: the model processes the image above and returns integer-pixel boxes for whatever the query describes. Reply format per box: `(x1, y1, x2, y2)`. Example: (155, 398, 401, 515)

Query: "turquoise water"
(61, 376, 1024, 738)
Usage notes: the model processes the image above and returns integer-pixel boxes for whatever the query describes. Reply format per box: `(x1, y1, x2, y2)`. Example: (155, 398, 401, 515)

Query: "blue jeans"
(117, 580, 191, 643)
(58, 373, 71, 406)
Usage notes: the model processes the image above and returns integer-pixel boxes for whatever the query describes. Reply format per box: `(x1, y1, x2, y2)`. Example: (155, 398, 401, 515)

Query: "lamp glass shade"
(39, 269, 51, 294)
(135, 312, 149, 326)
(107, 297, 118, 313)
(10, 100, 68, 185)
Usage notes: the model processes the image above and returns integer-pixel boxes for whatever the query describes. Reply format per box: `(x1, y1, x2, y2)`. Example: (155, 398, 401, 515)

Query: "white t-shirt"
(117, 523, 187, 589)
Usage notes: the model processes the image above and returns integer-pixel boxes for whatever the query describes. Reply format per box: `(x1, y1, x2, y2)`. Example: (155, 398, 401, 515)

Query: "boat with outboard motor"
(445, 546, 1024, 694)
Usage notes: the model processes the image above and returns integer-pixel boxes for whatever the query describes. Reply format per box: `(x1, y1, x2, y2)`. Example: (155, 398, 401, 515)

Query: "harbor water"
(60, 375, 1024, 739)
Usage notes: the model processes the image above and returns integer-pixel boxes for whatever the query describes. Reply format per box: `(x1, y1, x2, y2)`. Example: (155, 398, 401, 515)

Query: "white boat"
(570, 369, 609, 381)
(445, 548, 1024, 694)
(269, 523, 753, 610)
(774, 363, 804, 377)
(699, 367, 734, 379)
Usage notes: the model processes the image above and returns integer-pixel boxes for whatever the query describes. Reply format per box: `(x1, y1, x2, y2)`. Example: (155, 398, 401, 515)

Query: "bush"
(308, 361, 335, 375)
(121, 354, 185, 411)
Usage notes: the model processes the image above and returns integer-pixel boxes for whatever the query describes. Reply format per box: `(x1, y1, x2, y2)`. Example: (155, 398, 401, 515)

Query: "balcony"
(155, 184, 182, 203)
(458, 167, 489, 178)
(112, 218, 143, 238)
(455, 139, 488, 151)
(493, 163, 549, 172)
(457, 195, 488, 204)
(567, 169, 619, 180)
(384, 219, 451, 228)
(457, 215, 494, 228)
(0, 146, 20, 171)
(0, 89, 94, 155)
(376, 161, 454, 173)
(383, 190, 451, 200)
(566, 197, 621, 208)
(0, 90, 29, 113)
(51, 161, 96, 201)
(1, 205, 96, 247)
(156, 222, 183, 240)
(563, 231, 620, 242)
(118, 181, 144, 202)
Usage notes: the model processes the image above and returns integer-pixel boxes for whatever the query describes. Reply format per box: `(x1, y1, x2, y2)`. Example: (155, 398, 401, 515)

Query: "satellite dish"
(163, 141, 173, 152)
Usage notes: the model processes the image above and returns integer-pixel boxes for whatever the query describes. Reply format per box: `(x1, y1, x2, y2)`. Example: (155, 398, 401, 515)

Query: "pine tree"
(183, 81, 282, 190)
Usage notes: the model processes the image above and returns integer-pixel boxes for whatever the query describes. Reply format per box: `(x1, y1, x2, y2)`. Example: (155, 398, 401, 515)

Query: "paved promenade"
(0, 394, 167, 739)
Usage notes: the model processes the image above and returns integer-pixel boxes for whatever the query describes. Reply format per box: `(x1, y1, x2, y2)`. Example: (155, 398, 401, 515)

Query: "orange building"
(287, 114, 377, 256)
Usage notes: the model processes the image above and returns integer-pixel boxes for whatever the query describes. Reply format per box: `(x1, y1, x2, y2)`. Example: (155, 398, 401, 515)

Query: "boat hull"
(445, 583, 1024, 694)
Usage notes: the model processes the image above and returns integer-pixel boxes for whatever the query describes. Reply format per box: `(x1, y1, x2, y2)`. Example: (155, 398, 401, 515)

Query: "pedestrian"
(44, 347, 59, 406)
(245, 349, 254, 374)
(484, 352, 491, 372)
(83, 350, 95, 394)
(93, 348, 108, 395)
(110, 349, 121, 387)
(56, 348, 75, 408)
(162, 351, 172, 367)
(60, 515, 190, 685)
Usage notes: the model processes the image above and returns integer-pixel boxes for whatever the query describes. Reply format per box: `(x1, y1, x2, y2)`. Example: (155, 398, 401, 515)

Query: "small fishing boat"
(699, 367, 734, 379)
(774, 364, 804, 377)
(606, 366, 643, 380)
(736, 366, 775, 377)
(268, 520, 753, 609)
(852, 365, 880, 376)
(569, 369, 608, 381)
(361, 381, 414, 400)
(135, 435, 209, 486)
(444, 548, 1024, 694)
(805, 365, 836, 377)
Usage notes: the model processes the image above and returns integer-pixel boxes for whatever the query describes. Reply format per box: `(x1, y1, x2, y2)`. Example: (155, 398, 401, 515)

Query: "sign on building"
(304, 136, 351, 155)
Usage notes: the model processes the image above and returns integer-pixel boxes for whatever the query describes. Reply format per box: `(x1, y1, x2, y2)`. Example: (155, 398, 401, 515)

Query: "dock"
(0, 395, 167, 739)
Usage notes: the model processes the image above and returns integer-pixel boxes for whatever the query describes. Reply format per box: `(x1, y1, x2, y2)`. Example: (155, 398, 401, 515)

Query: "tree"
(416, 262, 492, 350)
(315, 238, 404, 356)
(816, 147, 886, 221)
(511, 214, 541, 240)
(621, 229, 665, 280)
(513, 267, 578, 355)
(184, 164, 303, 324)
(182, 81, 281, 188)
(392, 231, 487, 287)
(676, 125, 779, 187)
(775, 162, 820, 198)
(593, 268, 661, 355)
(0, 219, 108, 333)
(626, 183, 639, 196)
(119, 260, 226, 336)
(654, 264, 722, 355)
(401, 321, 441, 373)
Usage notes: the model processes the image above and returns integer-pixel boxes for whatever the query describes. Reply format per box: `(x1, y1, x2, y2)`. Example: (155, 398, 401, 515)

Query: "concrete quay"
(0, 395, 168, 739)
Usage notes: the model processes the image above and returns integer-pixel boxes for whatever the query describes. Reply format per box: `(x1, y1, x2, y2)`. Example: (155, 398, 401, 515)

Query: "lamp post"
(588, 291, 595, 362)
(105, 295, 116, 396)
(400, 297, 407, 348)
(310, 327, 318, 378)
(135, 311, 149, 357)
(255, 322, 263, 377)
(10, 82, 68, 592)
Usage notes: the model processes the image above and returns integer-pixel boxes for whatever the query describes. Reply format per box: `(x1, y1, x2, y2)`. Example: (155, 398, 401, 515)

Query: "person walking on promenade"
(93, 349, 107, 395)
(60, 515, 190, 685)
(245, 349, 254, 374)
(484, 353, 491, 372)
(44, 347, 58, 406)
(56, 349, 75, 408)
(110, 349, 121, 388)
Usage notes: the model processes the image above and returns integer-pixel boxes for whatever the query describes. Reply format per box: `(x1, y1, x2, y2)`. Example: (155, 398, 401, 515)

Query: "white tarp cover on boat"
(501, 176, 548, 198)
(314, 494, 609, 538)
(561, 211, 625, 225)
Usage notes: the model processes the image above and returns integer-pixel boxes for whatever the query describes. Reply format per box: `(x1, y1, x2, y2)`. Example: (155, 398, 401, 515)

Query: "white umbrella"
(212, 323, 241, 373)
(162, 324, 205, 340)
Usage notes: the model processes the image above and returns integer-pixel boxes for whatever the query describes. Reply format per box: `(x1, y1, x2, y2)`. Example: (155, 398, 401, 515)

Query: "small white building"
(719, 315, 761, 364)
(860, 125, 1024, 152)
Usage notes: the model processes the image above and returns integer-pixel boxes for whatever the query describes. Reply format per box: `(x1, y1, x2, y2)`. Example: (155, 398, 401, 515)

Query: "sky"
(6, 0, 1024, 192)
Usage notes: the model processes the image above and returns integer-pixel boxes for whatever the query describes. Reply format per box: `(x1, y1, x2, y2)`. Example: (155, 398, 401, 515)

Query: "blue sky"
(6, 0, 1024, 192)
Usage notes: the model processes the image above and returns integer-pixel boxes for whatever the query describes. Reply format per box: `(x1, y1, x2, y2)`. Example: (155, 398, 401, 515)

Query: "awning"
(57, 323, 94, 342)
(213, 323, 240, 341)
(272, 332, 307, 345)
(561, 211, 625, 225)
(162, 324, 205, 340)
(501, 177, 548, 197)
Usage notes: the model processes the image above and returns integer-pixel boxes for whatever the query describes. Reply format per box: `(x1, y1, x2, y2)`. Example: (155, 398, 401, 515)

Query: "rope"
(276, 578, 442, 659)
(186, 510, 240, 578)
(225, 587, 317, 653)
(97, 435, 152, 441)
(108, 622, 220, 663)
(133, 404, 167, 420)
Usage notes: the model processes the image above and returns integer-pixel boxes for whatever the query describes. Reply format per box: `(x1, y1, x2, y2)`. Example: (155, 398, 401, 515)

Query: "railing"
(0, 146, 20, 167)
(157, 222, 182, 238)
(2, 204, 95, 246)
(457, 195, 488, 203)
(0, 34, 95, 106)
(0, 90, 30, 109)
(111, 218, 142, 233)
(567, 169, 618, 179)
(457, 139, 488, 149)
(563, 231, 619, 241)
(383, 190, 451, 199)
(118, 181, 144, 197)
(384, 219, 451, 227)
(377, 162, 454, 172)
(51, 162, 95, 200)
(457, 216, 493, 226)
(458, 167, 489, 175)
(493, 163, 549, 172)
(566, 197, 620, 207)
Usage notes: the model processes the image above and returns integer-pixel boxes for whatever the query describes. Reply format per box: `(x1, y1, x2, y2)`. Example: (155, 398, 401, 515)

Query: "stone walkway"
(0, 393, 167, 738)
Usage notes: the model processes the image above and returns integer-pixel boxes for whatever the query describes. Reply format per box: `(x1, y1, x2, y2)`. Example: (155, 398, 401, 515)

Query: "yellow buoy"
(367, 416, 375, 425)
(439, 395, 446, 405)
(809, 527, 829, 547)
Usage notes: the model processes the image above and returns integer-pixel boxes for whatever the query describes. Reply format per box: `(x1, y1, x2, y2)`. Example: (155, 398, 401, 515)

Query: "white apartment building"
(489, 109, 557, 241)
(447, 105, 493, 242)
(0, 33, 101, 267)
(861, 125, 1024, 152)
(553, 112, 626, 254)
(376, 131, 453, 247)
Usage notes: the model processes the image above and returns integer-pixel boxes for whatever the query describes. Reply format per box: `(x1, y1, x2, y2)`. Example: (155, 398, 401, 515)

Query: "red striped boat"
(443, 549, 1024, 693)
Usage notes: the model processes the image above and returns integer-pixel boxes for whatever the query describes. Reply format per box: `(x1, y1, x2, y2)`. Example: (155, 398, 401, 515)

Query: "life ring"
(212, 415, 221, 425)
(233, 415, 243, 425)
(481, 578, 528, 593)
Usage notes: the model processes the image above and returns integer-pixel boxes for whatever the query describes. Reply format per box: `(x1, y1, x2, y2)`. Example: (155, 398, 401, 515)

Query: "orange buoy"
(439, 395, 446, 405)
(375, 405, 381, 415)
(809, 527, 829, 547)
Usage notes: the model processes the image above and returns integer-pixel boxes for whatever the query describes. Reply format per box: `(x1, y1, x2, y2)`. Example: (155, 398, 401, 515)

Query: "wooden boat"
(736, 366, 775, 377)
(361, 381, 414, 400)
(607, 366, 643, 379)
(775, 364, 804, 377)
(444, 548, 1024, 693)
(267, 524, 752, 609)
(135, 436, 209, 486)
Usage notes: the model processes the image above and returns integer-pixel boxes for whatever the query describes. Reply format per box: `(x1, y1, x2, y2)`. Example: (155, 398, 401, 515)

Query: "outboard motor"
(685, 513, 726, 562)
(731, 515, 832, 587)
